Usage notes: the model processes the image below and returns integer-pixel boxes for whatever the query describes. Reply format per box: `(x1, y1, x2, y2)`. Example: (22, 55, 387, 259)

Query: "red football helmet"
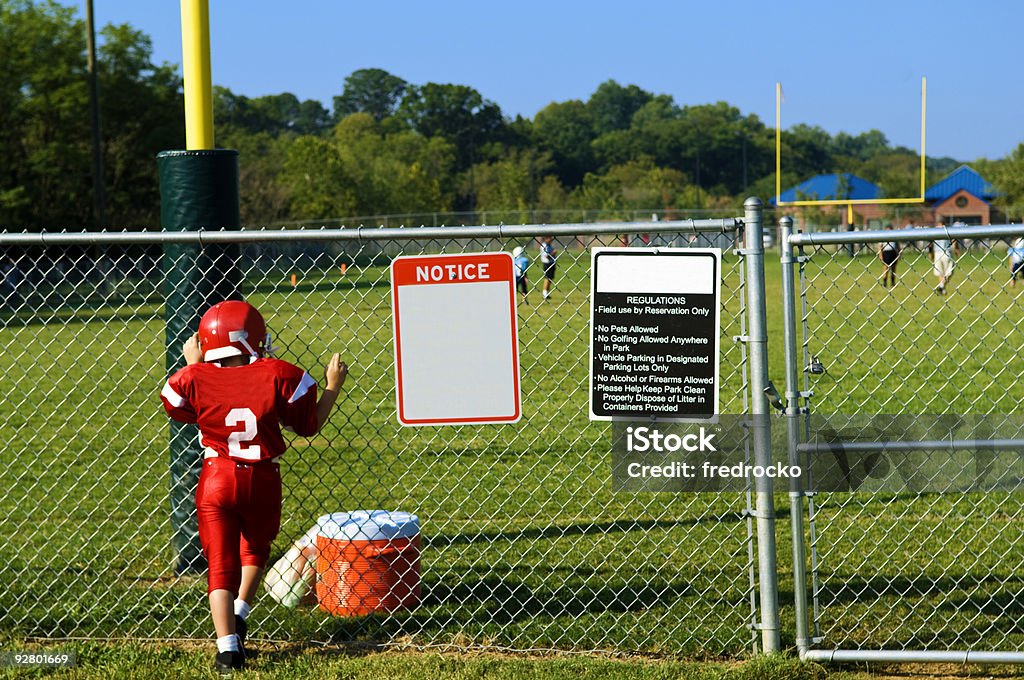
(198, 300, 268, 362)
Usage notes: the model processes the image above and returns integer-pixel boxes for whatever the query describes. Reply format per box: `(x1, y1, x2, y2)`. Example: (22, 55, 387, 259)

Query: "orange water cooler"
(315, 510, 421, 616)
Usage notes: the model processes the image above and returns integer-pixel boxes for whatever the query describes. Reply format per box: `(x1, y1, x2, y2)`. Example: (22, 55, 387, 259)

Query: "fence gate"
(780, 219, 1024, 663)
(0, 205, 778, 656)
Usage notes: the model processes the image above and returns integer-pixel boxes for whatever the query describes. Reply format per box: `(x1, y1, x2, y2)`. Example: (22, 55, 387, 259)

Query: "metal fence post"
(779, 215, 811, 656)
(743, 197, 780, 653)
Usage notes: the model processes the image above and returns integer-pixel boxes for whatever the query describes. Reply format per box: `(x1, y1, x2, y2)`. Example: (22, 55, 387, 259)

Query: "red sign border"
(391, 252, 522, 426)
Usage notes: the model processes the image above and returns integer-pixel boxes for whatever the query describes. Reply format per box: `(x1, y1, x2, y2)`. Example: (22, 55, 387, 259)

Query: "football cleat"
(215, 649, 245, 674)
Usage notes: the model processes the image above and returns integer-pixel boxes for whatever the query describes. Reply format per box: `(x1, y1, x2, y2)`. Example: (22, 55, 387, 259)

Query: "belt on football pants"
(203, 448, 282, 465)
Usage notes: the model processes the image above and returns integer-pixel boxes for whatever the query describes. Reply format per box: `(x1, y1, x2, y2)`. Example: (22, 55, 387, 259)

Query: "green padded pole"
(157, 149, 241, 574)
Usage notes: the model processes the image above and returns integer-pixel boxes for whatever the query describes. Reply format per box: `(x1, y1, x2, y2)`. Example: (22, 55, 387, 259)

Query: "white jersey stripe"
(288, 372, 316, 404)
(161, 381, 186, 408)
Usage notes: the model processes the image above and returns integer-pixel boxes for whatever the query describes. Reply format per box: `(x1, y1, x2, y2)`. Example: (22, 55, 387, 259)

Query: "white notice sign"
(392, 252, 522, 426)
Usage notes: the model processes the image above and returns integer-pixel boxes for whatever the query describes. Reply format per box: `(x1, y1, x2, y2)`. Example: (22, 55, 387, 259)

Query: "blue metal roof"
(771, 173, 881, 205)
(925, 165, 998, 203)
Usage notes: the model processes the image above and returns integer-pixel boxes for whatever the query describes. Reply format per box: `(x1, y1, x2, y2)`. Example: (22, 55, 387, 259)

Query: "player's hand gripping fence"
(0, 218, 768, 657)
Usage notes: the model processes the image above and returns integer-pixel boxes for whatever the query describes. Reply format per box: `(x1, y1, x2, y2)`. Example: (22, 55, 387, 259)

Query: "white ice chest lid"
(316, 510, 420, 542)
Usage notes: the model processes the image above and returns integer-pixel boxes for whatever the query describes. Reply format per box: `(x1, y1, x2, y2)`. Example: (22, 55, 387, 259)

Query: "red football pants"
(196, 457, 282, 594)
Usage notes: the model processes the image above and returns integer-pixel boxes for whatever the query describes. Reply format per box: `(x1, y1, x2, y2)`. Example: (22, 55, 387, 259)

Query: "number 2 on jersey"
(225, 408, 261, 460)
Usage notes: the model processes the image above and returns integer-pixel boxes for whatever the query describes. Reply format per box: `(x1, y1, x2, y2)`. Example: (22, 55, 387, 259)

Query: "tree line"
(3, 0, 1024, 229)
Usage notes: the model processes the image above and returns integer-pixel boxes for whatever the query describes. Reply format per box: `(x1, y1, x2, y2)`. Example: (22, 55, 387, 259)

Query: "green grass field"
(1, 236, 1022, 673)
(0, 641, 940, 680)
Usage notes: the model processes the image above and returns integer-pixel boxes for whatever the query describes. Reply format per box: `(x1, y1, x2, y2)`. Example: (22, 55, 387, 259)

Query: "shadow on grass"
(814, 572, 1024, 649)
(247, 278, 389, 296)
(313, 573, 699, 644)
(0, 275, 390, 328)
(425, 516, 745, 548)
(818, 573, 1023, 607)
(302, 556, 752, 654)
(0, 304, 163, 328)
(422, 573, 691, 619)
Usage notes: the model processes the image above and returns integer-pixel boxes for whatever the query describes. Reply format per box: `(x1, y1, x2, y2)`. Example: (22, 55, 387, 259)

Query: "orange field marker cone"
(340, 263, 347, 276)
(291, 274, 297, 286)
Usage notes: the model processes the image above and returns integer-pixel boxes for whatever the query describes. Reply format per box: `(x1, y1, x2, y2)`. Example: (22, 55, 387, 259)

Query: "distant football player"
(512, 246, 530, 303)
(160, 300, 348, 673)
(538, 235, 557, 300)
(877, 224, 900, 288)
(1008, 237, 1024, 287)
(930, 226, 960, 295)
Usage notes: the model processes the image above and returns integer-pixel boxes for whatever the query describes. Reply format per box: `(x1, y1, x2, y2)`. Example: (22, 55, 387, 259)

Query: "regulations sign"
(392, 252, 522, 426)
(589, 248, 721, 421)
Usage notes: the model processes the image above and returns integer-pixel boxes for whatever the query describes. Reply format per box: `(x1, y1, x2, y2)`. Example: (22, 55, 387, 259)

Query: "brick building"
(772, 165, 1002, 229)
(925, 165, 1000, 225)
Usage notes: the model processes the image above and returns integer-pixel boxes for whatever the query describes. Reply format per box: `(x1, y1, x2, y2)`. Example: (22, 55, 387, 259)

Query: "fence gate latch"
(763, 380, 785, 412)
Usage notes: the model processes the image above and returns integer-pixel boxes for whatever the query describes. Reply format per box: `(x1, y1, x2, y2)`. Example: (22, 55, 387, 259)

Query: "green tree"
(534, 175, 570, 222)
(781, 124, 834, 180)
(0, 0, 91, 226)
(283, 135, 353, 218)
(399, 82, 506, 174)
(586, 80, 653, 135)
(97, 23, 183, 225)
(532, 100, 596, 186)
(252, 93, 329, 135)
(680, 103, 764, 195)
(282, 113, 455, 220)
(572, 157, 690, 215)
(214, 88, 329, 136)
(332, 68, 407, 122)
(589, 99, 771, 197)
(833, 129, 890, 160)
(469, 149, 555, 221)
(989, 143, 1024, 212)
(858, 151, 922, 199)
(0, 1, 183, 227)
(606, 96, 689, 171)
(217, 127, 297, 224)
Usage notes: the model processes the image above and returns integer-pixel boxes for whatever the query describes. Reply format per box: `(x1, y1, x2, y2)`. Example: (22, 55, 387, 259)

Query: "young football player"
(160, 300, 348, 673)
(512, 246, 530, 303)
(538, 235, 557, 300)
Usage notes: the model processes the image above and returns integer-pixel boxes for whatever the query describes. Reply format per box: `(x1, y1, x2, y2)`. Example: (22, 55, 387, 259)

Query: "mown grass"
(0, 640, 872, 680)
(3, 640, 1020, 679)
(0, 236, 1021, 666)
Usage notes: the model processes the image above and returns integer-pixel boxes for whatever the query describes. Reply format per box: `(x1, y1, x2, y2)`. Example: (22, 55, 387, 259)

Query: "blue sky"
(75, 0, 1022, 162)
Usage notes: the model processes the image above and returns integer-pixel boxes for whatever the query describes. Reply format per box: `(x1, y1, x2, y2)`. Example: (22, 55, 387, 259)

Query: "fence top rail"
(798, 438, 1024, 454)
(0, 218, 740, 247)
(788, 223, 1024, 247)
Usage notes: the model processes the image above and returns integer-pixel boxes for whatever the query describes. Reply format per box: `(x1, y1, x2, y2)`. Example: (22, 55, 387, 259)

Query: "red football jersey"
(161, 358, 319, 462)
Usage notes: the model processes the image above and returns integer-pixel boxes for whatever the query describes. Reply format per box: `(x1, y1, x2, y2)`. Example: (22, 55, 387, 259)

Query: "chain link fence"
(0, 219, 771, 657)
(272, 207, 753, 229)
(782, 221, 1024, 662)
